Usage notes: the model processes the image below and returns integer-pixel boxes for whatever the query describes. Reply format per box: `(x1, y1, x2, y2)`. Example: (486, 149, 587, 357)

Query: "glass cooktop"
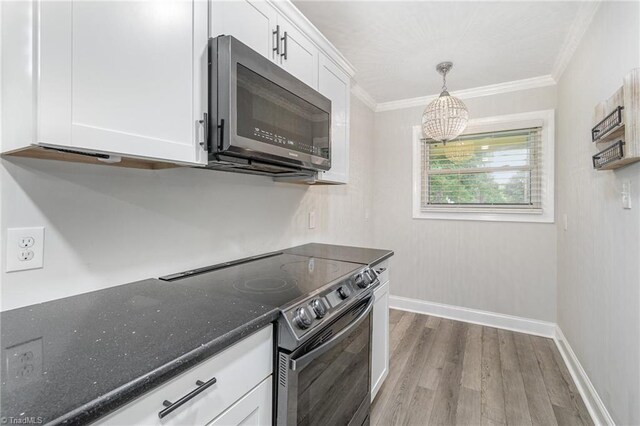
(161, 253, 363, 308)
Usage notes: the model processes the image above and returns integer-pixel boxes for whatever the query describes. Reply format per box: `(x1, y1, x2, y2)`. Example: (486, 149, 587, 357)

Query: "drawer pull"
(158, 376, 217, 419)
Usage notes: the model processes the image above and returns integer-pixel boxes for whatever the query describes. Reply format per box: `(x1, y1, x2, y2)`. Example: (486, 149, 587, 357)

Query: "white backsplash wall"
(0, 96, 375, 311)
(372, 86, 558, 322)
(556, 2, 640, 424)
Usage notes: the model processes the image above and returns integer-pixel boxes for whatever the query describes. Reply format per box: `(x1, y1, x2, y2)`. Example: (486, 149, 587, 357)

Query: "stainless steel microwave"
(206, 35, 332, 177)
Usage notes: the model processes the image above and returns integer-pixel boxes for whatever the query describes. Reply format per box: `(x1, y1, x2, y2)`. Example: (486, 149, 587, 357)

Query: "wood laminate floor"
(370, 310, 593, 426)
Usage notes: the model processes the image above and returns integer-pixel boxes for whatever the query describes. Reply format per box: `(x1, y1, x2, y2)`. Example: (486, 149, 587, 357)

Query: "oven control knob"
(337, 286, 351, 299)
(363, 269, 375, 285)
(293, 307, 312, 329)
(355, 273, 367, 288)
(311, 299, 327, 318)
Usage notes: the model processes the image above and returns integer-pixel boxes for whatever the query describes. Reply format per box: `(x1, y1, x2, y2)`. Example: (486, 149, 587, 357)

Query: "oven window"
(295, 314, 370, 425)
(236, 64, 330, 159)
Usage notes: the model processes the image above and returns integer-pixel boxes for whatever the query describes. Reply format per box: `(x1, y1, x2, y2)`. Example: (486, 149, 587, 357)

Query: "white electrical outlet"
(18, 237, 35, 248)
(6, 227, 45, 272)
(308, 211, 316, 229)
(622, 180, 631, 209)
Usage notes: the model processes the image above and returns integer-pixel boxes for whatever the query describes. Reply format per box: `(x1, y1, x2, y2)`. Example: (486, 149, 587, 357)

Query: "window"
(413, 110, 554, 223)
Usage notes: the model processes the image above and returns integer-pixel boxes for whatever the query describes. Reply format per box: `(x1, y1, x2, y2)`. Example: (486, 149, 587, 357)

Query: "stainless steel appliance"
(159, 251, 378, 425)
(277, 266, 379, 426)
(207, 35, 332, 177)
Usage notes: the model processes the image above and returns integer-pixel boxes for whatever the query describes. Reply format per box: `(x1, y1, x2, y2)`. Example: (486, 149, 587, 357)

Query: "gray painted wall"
(556, 2, 640, 424)
(0, 96, 375, 311)
(372, 86, 558, 322)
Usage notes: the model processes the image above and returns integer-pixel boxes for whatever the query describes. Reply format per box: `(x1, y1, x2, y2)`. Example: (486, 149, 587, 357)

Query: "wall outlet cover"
(5, 227, 45, 272)
(622, 179, 631, 209)
(3, 338, 43, 389)
(308, 211, 316, 229)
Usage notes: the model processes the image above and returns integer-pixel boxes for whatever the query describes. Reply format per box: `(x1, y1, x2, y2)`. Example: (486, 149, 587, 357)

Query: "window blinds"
(421, 127, 543, 210)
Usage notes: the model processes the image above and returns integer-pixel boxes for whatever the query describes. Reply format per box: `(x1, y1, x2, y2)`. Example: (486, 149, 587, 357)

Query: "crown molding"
(551, 1, 601, 82)
(375, 74, 556, 112)
(268, 0, 357, 77)
(350, 84, 377, 111)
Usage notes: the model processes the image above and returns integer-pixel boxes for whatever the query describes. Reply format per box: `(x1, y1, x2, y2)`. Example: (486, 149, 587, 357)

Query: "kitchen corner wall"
(372, 86, 558, 322)
(0, 95, 375, 311)
(556, 2, 640, 424)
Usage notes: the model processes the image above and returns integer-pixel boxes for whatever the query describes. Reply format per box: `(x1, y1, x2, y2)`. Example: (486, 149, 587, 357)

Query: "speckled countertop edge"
(370, 251, 394, 267)
(48, 309, 279, 426)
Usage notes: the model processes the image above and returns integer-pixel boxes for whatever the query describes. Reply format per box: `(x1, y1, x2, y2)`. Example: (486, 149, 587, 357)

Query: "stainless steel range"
(276, 264, 379, 426)
(159, 251, 379, 426)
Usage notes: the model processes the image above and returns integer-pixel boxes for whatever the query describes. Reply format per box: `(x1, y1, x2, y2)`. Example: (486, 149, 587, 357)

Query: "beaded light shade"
(422, 62, 469, 144)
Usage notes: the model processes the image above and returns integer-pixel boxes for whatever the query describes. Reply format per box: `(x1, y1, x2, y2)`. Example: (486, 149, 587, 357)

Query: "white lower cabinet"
(92, 326, 273, 426)
(371, 262, 390, 401)
(207, 377, 271, 426)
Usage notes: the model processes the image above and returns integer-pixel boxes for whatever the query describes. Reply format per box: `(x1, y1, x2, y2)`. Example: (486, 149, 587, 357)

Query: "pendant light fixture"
(422, 62, 469, 144)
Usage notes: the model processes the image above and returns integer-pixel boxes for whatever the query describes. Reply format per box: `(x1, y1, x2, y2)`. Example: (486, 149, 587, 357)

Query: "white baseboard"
(553, 326, 615, 426)
(389, 295, 556, 338)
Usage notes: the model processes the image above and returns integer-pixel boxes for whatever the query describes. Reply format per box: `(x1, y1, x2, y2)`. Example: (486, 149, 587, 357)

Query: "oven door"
(210, 35, 332, 171)
(277, 295, 373, 426)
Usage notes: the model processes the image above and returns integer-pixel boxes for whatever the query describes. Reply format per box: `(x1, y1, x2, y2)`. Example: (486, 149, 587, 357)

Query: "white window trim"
(412, 109, 555, 223)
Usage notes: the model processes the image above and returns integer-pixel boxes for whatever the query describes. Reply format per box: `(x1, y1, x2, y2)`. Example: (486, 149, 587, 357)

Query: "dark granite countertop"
(284, 243, 393, 267)
(0, 278, 278, 425)
(0, 244, 392, 425)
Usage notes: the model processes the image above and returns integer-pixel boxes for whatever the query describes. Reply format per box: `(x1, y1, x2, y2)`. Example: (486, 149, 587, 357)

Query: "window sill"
(413, 208, 554, 223)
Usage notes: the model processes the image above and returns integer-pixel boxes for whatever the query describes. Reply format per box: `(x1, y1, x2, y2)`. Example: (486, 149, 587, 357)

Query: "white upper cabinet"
(1, 0, 208, 166)
(210, 1, 318, 89)
(2, 0, 353, 178)
(35, 0, 209, 165)
(210, 0, 278, 61)
(274, 17, 319, 89)
(317, 54, 350, 184)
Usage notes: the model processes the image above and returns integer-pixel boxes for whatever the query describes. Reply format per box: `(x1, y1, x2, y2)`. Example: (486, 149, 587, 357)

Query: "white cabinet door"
(38, 0, 208, 165)
(275, 17, 318, 89)
(207, 377, 272, 426)
(317, 54, 350, 184)
(210, 0, 278, 61)
(371, 280, 390, 400)
(93, 327, 273, 426)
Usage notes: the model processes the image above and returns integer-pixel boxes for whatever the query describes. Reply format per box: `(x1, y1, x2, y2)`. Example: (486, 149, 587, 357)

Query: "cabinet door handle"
(272, 25, 281, 57)
(198, 112, 208, 151)
(281, 31, 288, 60)
(158, 376, 217, 419)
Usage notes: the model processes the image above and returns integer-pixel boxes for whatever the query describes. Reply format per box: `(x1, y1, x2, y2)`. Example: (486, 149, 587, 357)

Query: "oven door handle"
(290, 296, 374, 371)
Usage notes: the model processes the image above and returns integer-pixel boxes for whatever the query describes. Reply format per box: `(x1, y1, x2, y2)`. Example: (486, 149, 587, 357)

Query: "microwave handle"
(290, 296, 373, 371)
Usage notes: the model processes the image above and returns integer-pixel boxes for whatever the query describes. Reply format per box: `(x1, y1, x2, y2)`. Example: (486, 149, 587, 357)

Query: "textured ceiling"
(293, 1, 587, 103)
